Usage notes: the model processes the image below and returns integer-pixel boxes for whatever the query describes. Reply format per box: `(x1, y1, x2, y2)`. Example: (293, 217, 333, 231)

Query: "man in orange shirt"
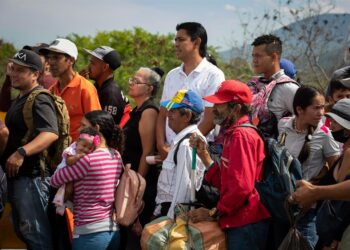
(41, 38, 101, 141)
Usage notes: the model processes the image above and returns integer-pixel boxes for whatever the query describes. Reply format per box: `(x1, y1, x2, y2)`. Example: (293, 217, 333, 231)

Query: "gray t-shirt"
(278, 117, 340, 180)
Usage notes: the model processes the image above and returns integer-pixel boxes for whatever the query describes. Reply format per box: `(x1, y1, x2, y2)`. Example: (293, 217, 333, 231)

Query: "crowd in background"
(0, 21, 350, 250)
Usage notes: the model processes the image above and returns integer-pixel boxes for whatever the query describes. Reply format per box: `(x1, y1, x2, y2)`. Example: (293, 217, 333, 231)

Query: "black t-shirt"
(123, 99, 159, 181)
(95, 78, 129, 125)
(0, 86, 58, 177)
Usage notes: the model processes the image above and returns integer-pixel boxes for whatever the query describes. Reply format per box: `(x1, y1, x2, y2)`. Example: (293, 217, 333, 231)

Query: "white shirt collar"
(180, 58, 208, 75)
(172, 124, 199, 145)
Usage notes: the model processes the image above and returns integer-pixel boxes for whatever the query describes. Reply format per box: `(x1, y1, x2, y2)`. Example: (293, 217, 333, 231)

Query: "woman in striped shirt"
(51, 110, 124, 250)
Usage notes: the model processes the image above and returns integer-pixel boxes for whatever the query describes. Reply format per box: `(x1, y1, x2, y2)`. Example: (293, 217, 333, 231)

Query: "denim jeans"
(7, 176, 53, 250)
(297, 209, 318, 249)
(226, 219, 270, 250)
(72, 230, 120, 250)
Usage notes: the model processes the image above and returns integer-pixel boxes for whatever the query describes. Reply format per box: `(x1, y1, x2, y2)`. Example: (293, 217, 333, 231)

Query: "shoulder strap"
(173, 133, 193, 165)
(238, 123, 266, 142)
(275, 74, 300, 87)
(267, 77, 300, 103)
(22, 89, 52, 144)
(239, 123, 288, 146)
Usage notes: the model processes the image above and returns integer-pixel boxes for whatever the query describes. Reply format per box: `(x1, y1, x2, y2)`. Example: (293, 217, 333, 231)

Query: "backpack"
(0, 165, 7, 218)
(239, 124, 302, 224)
(173, 133, 220, 209)
(248, 75, 300, 138)
(115, 164, 146, 226)
(22, 89, 71, 177)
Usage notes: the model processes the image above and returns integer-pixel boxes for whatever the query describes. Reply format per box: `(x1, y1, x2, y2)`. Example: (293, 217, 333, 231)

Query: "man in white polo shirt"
(156, 22, 225, 159)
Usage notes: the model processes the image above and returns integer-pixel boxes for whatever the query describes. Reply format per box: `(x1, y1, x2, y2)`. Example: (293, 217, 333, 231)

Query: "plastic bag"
(278, 226, 312, 250)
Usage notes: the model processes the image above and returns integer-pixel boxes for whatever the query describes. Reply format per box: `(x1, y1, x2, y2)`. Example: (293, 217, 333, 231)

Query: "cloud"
(225, 4, 236, 12)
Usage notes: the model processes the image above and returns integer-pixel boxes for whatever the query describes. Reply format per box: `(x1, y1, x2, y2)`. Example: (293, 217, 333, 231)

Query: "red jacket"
(205, 116, 270, 229)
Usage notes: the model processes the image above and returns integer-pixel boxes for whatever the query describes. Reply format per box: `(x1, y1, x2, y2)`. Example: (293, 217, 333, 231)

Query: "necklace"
(293, 118, 306, 134)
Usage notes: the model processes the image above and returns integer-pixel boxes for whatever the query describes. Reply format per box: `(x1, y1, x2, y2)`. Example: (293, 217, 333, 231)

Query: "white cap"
(40, 38, 78, 60)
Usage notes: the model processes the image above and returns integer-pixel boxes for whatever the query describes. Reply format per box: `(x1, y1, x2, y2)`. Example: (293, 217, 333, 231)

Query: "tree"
(0, 40, 16, 83)
(228, 0, 350, 89)
(67, 28, 179, 101)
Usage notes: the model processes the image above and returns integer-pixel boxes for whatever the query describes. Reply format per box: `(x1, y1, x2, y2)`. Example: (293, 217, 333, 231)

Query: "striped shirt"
(51, 148, 123, 227)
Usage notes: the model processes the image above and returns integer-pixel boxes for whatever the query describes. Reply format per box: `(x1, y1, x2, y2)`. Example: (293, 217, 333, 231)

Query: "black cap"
(84, 46, 121, 71)
(9, 49, 43, 72)
(23, 43, 49, 55)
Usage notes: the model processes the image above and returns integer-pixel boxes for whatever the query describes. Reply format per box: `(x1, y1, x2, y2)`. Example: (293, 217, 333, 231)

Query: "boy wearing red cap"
(189, 80, 270, 250)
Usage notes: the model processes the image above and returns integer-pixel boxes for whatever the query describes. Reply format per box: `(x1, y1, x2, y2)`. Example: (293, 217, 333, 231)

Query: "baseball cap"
(332, 66, 350, 88)
(40, 38, 78, 60)
(160, 89, 204, 113)
(325, 98, 350, 130)
(84, 46, 121, 70)
(23, 43, 49, 55)
(280, 58, 297, 79)
(9, 49, 43, 72)
(203, 80, 252, 104)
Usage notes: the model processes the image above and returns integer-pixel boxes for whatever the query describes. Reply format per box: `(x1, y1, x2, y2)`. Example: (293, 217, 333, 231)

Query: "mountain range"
(219, 13, 350, 82)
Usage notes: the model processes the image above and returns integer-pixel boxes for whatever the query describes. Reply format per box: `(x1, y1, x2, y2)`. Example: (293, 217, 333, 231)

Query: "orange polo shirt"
(50, 73, 101, 141)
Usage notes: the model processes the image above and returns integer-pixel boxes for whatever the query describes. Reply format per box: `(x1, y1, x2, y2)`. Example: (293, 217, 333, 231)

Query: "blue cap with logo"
(160, 89, 204, 113)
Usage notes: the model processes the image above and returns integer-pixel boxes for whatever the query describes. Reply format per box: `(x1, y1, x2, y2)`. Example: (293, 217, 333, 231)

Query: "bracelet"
(208, 207, 221, 219)
(208, 207, 218, 218)
(206, 160, 214, 169)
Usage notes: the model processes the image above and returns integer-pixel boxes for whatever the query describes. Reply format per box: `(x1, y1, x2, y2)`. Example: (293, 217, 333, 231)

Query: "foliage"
(0, 28, 250, 104)
(0, 40, 16, 84)
(67, 28, 180, 101)
(219, 58, 253, 83)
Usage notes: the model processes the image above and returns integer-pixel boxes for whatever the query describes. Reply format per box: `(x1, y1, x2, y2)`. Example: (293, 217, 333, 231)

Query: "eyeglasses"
(128, 77, 150, 86)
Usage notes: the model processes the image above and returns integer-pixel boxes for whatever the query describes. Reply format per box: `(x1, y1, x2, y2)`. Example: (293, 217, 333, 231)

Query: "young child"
(53, 127, 100, 215)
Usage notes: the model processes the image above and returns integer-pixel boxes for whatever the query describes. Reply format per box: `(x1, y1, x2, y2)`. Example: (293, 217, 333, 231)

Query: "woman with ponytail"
(278, 86, 340, 249)
(51, 110, 124, 250)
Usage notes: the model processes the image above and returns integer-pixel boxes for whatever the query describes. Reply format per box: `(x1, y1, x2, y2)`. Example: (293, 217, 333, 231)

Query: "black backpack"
(0, 165, 7, 218)
(239, 124, 303, 224)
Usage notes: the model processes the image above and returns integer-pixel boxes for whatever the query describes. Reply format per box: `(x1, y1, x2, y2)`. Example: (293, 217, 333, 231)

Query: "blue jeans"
(7, 176, 53, 250)
(72, 230, 120, 250)
(226, 219, 270, 250)
(297, 209, 318, 249)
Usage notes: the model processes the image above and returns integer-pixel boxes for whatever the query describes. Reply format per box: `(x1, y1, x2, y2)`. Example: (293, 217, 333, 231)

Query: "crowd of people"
(0, 21, 350, 250)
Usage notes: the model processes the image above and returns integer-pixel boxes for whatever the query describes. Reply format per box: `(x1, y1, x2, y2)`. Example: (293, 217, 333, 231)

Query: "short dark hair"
(252, 34, 282, 56)
(79, 127, 99, 137)
(176, 22, 207, 58)
(178, 107, 201, 125)
(328, 79, 350, 97)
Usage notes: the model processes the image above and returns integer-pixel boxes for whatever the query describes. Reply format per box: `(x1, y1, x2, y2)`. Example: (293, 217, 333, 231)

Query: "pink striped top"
(51, 148, 123, 227)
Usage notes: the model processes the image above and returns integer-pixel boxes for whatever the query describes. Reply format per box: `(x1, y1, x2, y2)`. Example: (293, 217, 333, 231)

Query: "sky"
(1, 0, 349, 51)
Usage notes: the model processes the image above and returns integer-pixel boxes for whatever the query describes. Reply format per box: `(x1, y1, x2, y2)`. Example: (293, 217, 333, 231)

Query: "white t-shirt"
(155, 124, 206, 219)
(268, 70, 299, 120)
(161, 58, 225, 144)
(278, 117, 340, 180)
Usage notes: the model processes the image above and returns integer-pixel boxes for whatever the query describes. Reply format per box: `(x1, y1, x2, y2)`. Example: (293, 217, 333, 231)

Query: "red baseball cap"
(203, 80, 252, 104)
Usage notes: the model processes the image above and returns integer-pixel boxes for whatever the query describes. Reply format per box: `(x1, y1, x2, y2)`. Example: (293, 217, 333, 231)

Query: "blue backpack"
(239, 124, 302, 224)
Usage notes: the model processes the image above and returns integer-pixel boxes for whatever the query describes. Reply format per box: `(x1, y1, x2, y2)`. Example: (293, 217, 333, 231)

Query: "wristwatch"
(17, 147, 27, 157)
